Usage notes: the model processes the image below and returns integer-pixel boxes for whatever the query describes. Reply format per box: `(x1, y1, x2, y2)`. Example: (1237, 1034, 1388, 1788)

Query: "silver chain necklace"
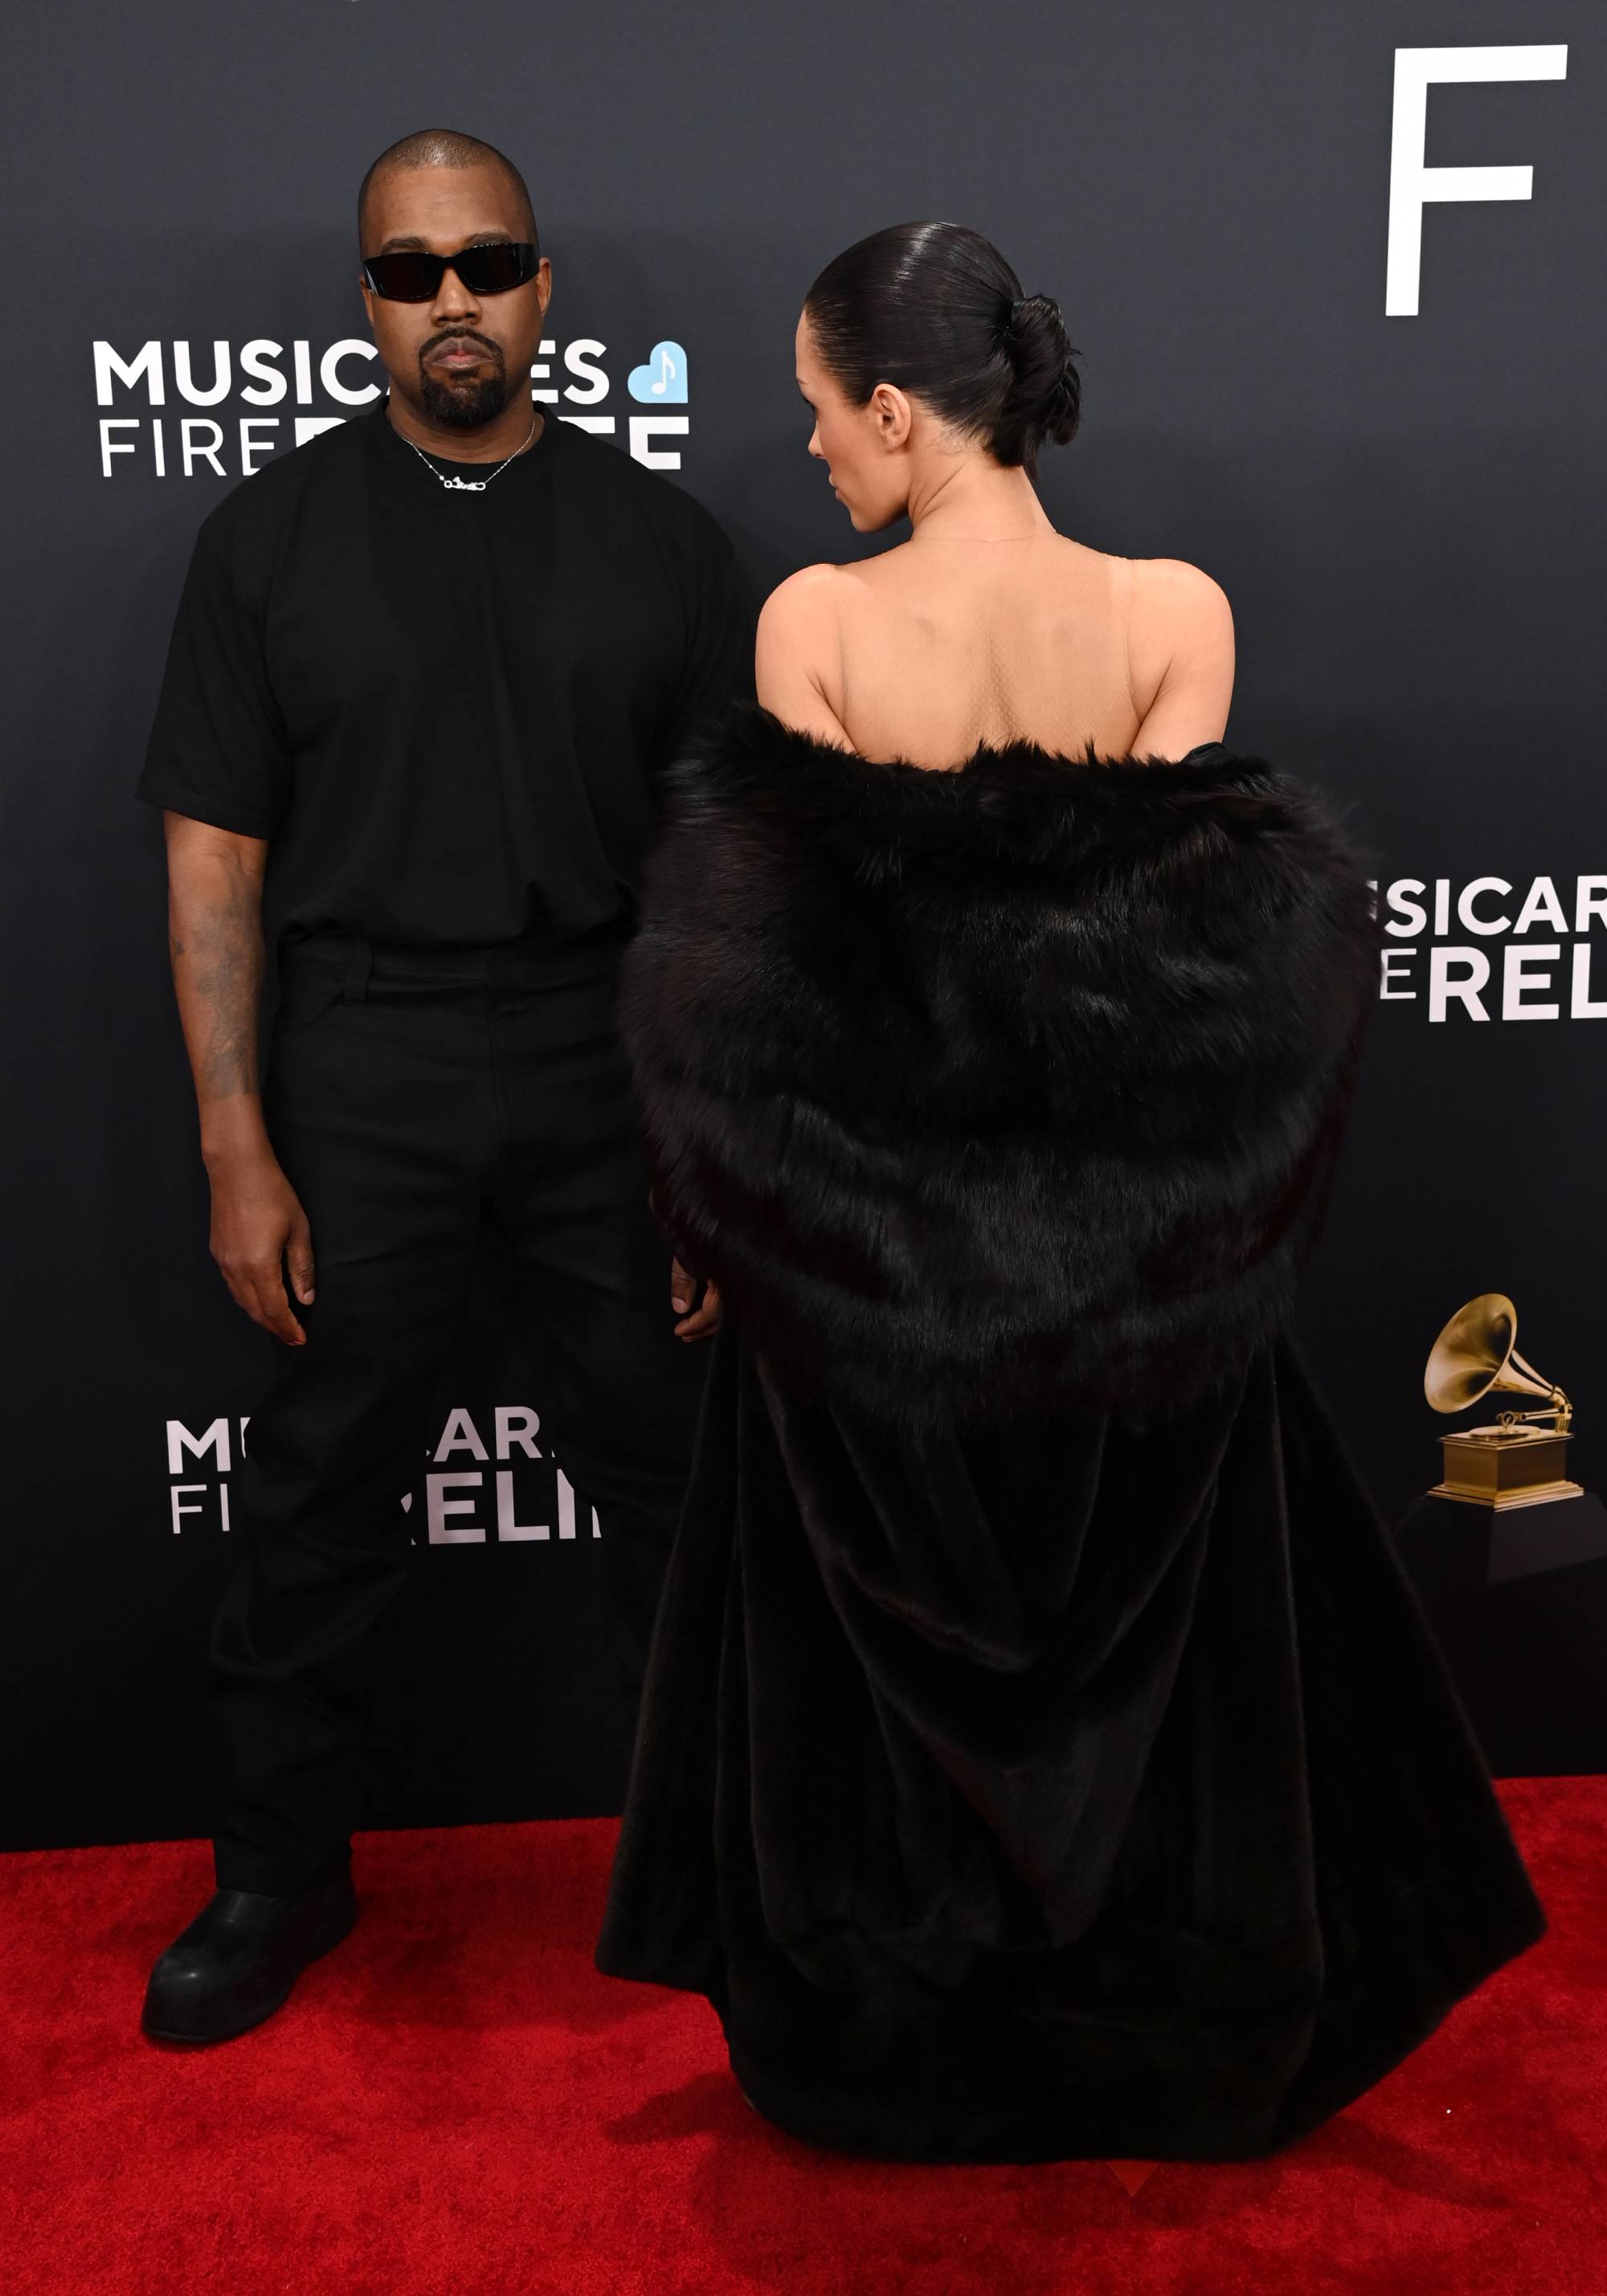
(403, 415, 538, 493)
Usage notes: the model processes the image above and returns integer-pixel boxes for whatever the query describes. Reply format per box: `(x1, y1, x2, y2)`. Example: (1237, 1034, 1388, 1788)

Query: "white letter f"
(1386, 45, 1568, 316)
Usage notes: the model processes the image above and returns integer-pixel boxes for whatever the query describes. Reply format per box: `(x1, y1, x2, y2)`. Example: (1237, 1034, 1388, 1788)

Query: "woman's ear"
(869, 381, 914, 451)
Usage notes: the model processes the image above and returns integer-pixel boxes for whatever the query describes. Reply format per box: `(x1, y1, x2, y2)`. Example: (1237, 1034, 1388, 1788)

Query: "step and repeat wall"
(4, 1, 1602, 1852)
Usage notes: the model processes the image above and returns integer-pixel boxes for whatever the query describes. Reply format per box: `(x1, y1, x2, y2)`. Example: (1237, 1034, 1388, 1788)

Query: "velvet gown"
(595, 703, 1546, 2163)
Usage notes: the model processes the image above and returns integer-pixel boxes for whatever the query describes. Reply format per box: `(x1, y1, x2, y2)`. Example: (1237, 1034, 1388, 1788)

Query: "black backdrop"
(4, 1, 1602, 1854)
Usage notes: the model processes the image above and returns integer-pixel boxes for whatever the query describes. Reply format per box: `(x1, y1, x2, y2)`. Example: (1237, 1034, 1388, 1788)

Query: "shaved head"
(358, 129, 537, 250)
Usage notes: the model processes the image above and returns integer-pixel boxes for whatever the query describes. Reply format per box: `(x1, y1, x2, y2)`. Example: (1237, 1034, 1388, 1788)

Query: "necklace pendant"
(402, 415, 535, 492)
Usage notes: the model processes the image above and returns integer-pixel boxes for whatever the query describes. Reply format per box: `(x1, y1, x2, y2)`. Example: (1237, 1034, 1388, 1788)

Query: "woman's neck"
(905, 452, 1053, 543)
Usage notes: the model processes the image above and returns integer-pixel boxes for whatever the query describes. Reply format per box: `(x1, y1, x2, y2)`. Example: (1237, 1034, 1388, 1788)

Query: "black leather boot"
(141, 1875, 359, 2044)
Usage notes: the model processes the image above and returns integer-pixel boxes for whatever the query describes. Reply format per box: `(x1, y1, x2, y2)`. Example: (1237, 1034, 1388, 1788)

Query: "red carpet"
(2, 1778, 1601, 2295)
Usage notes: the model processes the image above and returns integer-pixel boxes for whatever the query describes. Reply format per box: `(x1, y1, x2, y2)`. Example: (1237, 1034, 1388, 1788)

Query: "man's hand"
(670, 1254, 721, 1342)
(208, 1145, 316, 1346)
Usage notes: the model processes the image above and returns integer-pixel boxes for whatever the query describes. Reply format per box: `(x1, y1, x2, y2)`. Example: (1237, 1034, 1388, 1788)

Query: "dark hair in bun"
(803, 222, 1082, 477)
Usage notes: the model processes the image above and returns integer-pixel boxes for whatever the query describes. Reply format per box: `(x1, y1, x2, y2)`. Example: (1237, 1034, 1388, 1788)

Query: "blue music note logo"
(628, 340, 688, 405)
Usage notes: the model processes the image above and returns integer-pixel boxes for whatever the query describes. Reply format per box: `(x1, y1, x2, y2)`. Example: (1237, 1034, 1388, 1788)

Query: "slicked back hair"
(358, 129, 538, 250)
(804, 222, 1080, 480)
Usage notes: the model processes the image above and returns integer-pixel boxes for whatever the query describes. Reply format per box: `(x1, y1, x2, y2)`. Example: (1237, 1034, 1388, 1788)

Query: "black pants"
(210, 928, 707, 1895)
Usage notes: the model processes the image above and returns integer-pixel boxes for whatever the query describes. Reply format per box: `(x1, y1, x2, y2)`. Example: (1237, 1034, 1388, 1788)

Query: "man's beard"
(418, 342, 509, 431)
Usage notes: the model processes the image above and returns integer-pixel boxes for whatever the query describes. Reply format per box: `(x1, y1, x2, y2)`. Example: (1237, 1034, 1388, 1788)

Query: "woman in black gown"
(595, 222, 1545, 2163)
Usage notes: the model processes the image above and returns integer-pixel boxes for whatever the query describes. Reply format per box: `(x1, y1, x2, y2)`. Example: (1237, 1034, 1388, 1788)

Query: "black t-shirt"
(137, 405, 754, 947)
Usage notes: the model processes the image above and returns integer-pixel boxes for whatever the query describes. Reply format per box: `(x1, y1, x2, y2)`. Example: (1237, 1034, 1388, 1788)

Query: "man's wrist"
(198, 1096, 273, 1170)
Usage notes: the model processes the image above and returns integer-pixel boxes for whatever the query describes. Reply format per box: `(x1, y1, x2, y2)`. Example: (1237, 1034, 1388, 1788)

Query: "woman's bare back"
(757, 533, 1235, 770)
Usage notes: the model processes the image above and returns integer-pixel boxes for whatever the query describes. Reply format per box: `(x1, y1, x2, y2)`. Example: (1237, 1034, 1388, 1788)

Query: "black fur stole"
(622, 703, 1380, 1428)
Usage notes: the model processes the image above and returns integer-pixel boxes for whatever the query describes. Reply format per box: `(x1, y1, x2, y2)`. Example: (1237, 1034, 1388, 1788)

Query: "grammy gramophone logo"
(1421, 1292, 1606, 1583)
(1425, 1293, 1580, 1508)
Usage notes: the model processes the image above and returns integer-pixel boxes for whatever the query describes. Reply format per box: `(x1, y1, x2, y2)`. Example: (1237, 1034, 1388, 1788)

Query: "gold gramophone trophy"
(1405, 1294, 1605, 1738)
(1424, 1293, 1581, 1509)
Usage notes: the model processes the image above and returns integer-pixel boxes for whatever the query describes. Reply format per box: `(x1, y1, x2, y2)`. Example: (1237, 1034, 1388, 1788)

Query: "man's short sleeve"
(136, 528, 292, 839)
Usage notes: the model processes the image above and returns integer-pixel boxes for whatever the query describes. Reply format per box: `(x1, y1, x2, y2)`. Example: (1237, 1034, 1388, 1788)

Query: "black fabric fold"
(596, 705, 1545, 2161)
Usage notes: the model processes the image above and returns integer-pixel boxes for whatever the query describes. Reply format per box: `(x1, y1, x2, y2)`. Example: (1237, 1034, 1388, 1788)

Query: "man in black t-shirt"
(137, 130, 751, 2045)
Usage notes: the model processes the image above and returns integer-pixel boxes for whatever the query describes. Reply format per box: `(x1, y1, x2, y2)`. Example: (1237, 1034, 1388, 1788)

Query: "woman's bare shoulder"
(754, 566, 853, 743)
(756, 565, 845, 686)
(758, 561, 846, 630)
(1127, 558, 1236, 750)
(1129, 554, 1233, 639)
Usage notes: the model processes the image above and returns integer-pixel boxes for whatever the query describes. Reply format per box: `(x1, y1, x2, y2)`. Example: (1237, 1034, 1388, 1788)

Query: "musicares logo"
(164, 1403, 601, 1545)
(93, 334, 692, 479)
(1374, 873, 1607, 1021)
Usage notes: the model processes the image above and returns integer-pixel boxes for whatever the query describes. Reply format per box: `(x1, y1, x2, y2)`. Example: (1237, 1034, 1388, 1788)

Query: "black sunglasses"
(361, 241, 541, 302)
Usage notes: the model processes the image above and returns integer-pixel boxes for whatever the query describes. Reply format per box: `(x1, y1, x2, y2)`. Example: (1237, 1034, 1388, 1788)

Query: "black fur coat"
(596, 705, 1545, 2163)
(618, 705, 1380, 1428)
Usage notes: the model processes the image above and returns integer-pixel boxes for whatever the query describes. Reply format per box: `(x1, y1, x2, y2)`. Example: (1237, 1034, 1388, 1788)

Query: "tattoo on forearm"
(171, 885, 264, 1102)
